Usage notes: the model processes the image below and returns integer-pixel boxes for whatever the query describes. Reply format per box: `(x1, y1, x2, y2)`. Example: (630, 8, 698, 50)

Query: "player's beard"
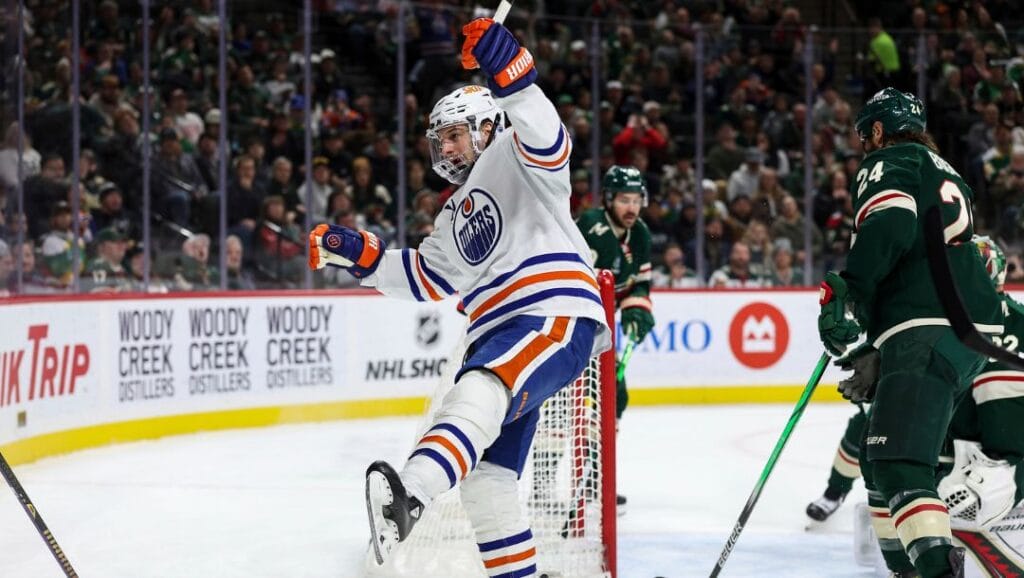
(609, 208, 637, 230)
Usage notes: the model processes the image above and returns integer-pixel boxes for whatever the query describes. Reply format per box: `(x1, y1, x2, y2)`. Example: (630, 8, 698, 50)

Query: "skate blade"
(804, 519, 825, 532)
(366, 471, 399, 566)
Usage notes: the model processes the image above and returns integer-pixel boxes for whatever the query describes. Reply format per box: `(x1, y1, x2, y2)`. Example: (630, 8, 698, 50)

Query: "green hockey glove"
(818, 271, 861, 357)
(834, 342, 880, 403)
(620, 300, 654, 342)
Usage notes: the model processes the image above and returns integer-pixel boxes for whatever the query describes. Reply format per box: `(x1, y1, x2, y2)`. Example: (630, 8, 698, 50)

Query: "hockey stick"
(0, 450, 79, 577)
(494, 0, 513, 24)
(923, 205, 1024, 370)
(616, 335, 638, 382)
(478, 0, 515, 154)
(709, 351, 831, 577)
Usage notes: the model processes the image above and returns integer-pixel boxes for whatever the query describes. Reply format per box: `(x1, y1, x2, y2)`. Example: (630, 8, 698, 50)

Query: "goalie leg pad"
(402, 370, 510, 504)
(938, 439, 1018, 530)
(461, 462, 537, 577)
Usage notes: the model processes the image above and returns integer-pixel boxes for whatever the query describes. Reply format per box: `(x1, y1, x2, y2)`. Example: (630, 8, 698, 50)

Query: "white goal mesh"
(365, 275, 616, 578)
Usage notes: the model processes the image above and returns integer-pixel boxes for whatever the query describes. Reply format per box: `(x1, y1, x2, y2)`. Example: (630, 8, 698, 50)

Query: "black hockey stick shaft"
(923, 206, 1024, 370)
(0, 450, 79, 577)
(709, 352, 830, 577)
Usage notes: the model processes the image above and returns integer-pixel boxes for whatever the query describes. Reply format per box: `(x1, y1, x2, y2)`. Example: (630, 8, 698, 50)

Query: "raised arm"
(462, 18, 570, 172)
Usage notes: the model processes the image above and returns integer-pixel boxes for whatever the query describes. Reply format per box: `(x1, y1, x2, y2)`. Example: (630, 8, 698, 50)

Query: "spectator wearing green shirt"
(83, 228, 132, 293)
(865, 18, 901, 99)
(983, 120, 1015, 185)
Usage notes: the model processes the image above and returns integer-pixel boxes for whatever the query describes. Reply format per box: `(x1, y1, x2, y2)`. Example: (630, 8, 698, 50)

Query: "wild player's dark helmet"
(602, 165, 648, 207)
(973, 235, 1008, 288)
(854, 87, 926, 142)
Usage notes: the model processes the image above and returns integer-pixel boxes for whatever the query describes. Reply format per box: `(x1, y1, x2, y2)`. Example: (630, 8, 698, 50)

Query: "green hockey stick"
(709, 351, 831, 577)
(616, 334, 638, 382)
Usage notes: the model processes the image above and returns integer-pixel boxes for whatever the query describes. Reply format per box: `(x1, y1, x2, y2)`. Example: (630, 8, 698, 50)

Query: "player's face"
(438, 124, 474, 160)
(611, 192, 643, 229)
(860, 121, 883, 153)
(438, 122, 494, 163)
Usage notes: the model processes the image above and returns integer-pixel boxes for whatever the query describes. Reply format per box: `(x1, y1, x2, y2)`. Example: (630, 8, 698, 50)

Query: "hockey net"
(366, 270, 618, 578)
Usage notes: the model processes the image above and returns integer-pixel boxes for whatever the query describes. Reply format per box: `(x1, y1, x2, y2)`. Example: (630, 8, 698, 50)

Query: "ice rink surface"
(0, 403, 883, 578)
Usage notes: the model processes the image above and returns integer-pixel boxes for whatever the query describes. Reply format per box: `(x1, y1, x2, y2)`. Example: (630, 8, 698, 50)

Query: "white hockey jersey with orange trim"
(362, 84, 611, 354)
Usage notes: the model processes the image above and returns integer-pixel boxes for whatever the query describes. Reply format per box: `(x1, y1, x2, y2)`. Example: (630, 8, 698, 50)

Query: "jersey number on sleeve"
(938, 179, 972, 244)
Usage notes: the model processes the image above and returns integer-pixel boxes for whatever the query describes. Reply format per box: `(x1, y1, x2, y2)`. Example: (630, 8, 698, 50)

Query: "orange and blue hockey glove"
(308, 223, 385, 278)
(462, 18, 536, 97)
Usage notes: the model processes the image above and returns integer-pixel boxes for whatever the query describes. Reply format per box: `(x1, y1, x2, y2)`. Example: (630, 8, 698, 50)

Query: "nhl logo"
(452, 188, 503, 266)
(416, 312, 441, 348)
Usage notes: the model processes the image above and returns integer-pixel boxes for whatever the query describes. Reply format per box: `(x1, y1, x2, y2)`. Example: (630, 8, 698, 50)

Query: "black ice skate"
(806, 488, 847, 522)
(365, 460, 423, 565)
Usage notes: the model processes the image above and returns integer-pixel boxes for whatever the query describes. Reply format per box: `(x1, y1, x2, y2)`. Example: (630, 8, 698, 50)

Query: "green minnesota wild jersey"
(83, 258, 133, 292)
(845, 142, 1003, 347)
(575, 208, 652, 307)
(972, 294, 1024, 403)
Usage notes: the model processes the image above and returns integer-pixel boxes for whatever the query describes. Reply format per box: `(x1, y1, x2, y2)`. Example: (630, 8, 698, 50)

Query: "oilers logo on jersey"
(453, 188, 504, 265)
(361, 84, 610, 354)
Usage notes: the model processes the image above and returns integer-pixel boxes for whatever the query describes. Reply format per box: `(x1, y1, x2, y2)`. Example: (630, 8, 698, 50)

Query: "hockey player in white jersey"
(308, 17, 610, 575)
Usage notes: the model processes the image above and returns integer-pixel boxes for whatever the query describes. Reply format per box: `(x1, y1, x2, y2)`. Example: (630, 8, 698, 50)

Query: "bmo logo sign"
(728, 302, 789, 369)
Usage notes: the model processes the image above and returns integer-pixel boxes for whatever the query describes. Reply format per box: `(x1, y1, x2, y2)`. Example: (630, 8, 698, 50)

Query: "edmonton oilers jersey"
(363, 84, 610, 354)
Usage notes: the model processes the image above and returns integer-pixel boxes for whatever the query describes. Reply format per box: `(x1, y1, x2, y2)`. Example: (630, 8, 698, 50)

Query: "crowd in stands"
(2, 0, 1024, 294)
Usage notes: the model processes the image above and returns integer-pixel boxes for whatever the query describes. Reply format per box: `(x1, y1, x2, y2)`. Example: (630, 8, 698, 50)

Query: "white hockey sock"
(477, 528, 536, 577)
(402, 370, 509, 505)
(462, 462, 536, 577)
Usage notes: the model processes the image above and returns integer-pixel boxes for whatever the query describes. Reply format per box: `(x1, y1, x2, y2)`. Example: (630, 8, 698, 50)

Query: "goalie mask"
(973, 234, 1007, 289)
(427, 85, 505, 185)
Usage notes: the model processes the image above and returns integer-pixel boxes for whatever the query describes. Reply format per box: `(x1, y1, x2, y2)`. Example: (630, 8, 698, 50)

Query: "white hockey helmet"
(426, 85, 505, 185)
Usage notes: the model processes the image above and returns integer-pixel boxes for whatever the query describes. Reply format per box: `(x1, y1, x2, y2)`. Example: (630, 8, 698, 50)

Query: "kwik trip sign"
(0, 324, 90, 407)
